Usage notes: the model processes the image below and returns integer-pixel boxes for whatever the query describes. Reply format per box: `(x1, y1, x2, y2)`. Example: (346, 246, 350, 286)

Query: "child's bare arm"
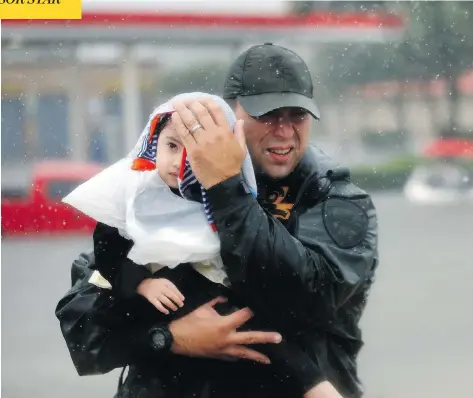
(136, 278, 185, 314)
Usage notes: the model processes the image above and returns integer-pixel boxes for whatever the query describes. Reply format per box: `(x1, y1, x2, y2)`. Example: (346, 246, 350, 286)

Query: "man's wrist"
(168, 320, 187, 356)
(206, 174, 255, 212)
(149, 324, 174, 354)
(201, 171, 241, 190)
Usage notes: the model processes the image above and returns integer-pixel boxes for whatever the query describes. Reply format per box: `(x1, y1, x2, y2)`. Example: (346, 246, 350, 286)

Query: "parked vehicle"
(403, 139, 473, 204)
(1, 160, 103, 237)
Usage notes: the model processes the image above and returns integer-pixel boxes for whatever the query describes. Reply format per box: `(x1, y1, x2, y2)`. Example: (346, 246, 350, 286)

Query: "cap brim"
(238, 92, 320, 119)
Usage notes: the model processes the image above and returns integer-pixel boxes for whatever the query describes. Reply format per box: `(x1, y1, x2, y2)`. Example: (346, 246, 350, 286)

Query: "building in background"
(1, 0, 404, 167)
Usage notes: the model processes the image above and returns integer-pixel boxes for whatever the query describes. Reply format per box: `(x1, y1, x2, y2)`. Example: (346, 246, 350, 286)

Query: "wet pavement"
(2, 194, 472, 398)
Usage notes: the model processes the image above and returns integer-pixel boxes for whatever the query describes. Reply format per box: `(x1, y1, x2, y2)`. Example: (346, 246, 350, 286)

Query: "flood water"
(2, 193, 472, 398)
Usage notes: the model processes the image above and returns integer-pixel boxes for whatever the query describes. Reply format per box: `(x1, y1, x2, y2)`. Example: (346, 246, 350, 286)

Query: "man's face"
(235, 103, 311, 179)
(155, 123, 184, 189)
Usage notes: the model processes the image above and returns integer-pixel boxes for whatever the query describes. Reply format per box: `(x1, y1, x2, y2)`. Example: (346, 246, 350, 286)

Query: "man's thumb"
(234, 119, 246, 151)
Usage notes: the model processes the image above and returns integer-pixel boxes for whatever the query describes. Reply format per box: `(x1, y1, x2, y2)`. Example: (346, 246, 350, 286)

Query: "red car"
(1, 160, 103, 237)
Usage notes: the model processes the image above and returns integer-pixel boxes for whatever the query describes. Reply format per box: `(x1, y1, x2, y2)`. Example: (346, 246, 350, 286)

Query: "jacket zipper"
(287, 172, 319, 233)
(288, 169, 339, 233)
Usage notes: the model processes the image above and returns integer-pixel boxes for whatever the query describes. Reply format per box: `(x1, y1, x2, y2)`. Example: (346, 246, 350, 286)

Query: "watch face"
(152, 331, 166, 349)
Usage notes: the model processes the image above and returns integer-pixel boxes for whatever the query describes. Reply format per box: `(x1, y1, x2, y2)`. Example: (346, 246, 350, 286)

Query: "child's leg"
(154, 270, 342, 396)
(258, 337, 343, 397)
(250, 332, 343, 397)
(239, 315, 327, 395)
(304, 381, 343, 398)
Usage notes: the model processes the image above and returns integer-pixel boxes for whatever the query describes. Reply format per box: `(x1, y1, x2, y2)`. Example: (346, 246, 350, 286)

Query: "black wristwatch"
(149, 325, 174, 353)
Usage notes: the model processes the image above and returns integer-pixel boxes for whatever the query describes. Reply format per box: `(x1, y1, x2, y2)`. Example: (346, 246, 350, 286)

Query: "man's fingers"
(216, 355, 239, 362)
(206, 296, 228, 308)
(234, 119, 246, 151)
(187, 100, 216, 131)
(172, 101, 204, 136)
(200, 98, 229, 127)
(222, 345, 271, 365)
(224, 307, 254, 329)
(229, 330, 283, 346)
(171, 112, 196, 148)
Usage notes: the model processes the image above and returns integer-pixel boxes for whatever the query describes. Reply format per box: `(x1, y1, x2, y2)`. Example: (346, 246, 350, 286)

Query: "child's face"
(155, 124, 184, 189)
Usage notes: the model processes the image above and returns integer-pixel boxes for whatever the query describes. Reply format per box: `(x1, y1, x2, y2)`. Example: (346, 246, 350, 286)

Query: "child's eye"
(167, 142, 178, 150)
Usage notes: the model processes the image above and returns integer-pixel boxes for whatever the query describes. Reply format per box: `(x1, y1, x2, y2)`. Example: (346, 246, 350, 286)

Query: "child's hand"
(137, 278, 185, 314)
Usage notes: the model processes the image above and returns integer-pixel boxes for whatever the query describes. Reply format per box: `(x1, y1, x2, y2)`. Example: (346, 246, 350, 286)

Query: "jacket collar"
(255, 145, 341, 198)
(298, 145, 340, 179)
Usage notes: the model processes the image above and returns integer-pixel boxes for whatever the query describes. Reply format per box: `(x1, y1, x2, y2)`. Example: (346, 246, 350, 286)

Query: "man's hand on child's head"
(137, 278, 185, 314)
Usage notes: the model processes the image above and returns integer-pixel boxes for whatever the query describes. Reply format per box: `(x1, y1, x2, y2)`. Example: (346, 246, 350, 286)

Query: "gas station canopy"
(2, 10, 405, 45)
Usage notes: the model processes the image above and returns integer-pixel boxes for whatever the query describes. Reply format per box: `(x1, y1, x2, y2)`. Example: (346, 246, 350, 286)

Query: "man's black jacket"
(55, 146, 379, 398)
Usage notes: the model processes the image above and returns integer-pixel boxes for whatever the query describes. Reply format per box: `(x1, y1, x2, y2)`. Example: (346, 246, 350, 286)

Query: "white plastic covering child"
(63, 92, 257, 286)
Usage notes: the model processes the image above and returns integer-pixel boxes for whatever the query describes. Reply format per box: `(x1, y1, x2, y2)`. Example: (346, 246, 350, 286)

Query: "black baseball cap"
(223, 43, 320, 119)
